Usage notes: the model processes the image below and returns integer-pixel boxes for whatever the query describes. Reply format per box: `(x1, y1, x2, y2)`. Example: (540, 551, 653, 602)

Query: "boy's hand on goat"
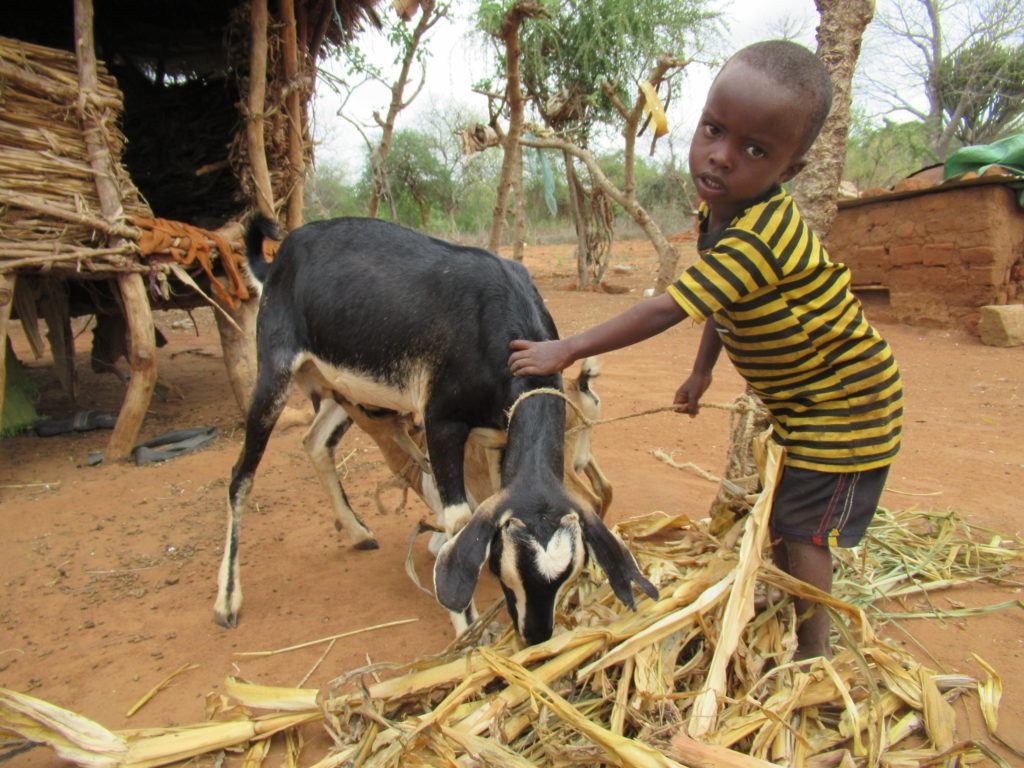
(674, 371, 713, 417)
(508, 339, 573, 377)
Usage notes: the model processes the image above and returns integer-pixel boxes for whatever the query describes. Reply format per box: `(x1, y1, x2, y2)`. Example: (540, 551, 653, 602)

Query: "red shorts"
(770, 465, 889, 548)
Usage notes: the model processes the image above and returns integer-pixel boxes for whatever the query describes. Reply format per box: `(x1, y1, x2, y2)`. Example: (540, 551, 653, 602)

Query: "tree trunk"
(75, 0, 158, 461)
(488, 1, 544, 253)
(791, 0, 874, 239)
(564, 153, 590, 289)
(524, 136, 679, 292)
(369, 150, 397, 220)
(588, 188, 614, 285)
(511, 145, 526, 261)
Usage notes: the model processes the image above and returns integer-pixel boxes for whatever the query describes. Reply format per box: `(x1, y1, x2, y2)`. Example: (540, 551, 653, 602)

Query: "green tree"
(865, 0, 1024, 159)
(375, 129, 456, 229)
(332, 1, 449, 220)
(419, 100, 506, 235)
(509, 0, 717, 288)
(936, 39, 1024, 147)
(305, 160, 364, 220)
(843, 114, 933, 190)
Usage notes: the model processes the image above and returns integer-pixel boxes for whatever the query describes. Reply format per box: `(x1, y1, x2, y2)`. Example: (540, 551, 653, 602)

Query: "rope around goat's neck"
(505, 386, 763, 433)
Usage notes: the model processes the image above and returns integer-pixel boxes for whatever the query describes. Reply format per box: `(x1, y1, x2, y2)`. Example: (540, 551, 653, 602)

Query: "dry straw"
(0, 35, 150, 269)
(2, 426, 1022, 767)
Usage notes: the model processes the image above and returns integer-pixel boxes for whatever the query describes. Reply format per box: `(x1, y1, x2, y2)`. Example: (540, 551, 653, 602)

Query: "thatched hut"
(0, 0, 385, 458)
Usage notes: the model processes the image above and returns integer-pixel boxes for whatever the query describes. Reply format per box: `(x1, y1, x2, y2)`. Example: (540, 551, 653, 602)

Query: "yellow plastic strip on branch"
(970, 653, 1002, 736)
(126, 664, 199, 718)
(688, 440, 785, 738)
(477, 647, 687, 768)
(639, 81, 669, 138)
(224, 678, 319, 712)
(0, 688, 127, 767)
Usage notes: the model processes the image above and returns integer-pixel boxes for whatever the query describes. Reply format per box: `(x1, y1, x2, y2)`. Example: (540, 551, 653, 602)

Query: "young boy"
(507, 40, 902, 660)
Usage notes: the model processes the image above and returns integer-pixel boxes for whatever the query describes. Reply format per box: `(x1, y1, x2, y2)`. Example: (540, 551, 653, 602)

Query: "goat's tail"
(242, 213, 280, 288)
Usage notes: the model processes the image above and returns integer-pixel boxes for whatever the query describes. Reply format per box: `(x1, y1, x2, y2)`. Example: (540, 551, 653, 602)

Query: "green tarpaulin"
(944, 133, 1024, 206)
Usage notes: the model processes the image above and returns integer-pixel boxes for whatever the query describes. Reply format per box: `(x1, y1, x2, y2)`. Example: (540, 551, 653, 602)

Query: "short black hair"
(727, 40, 833, 155)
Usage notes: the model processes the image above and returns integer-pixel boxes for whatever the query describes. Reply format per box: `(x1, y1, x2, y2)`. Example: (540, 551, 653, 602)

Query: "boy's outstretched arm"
(674, 319, 723, 416)
(508, 292, 687, 377)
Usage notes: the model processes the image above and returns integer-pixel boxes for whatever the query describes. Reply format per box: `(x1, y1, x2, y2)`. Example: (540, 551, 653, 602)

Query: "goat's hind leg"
(302, 396, 378, 549)
(214, 367, 292, 628)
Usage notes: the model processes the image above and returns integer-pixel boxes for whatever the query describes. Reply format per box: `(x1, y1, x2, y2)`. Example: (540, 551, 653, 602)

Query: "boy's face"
(689, 60, 810, 228)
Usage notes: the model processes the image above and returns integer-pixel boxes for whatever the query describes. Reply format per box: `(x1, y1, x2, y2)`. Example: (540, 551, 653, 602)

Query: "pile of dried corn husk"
(0, 36, 151, 270)
(2, 442, 1021, 767)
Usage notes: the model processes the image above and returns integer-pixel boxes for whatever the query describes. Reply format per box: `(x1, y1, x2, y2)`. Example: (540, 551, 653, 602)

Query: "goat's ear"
(579, 508, 658, 609)
(433, 496, 504, 612)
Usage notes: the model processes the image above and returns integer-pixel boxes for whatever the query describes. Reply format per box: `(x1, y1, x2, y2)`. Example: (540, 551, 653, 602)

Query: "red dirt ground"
(2, 239, 1023, 765)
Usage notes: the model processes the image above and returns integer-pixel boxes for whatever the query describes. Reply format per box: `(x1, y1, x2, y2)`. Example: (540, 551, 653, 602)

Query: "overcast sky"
(310, 0, 896, 176)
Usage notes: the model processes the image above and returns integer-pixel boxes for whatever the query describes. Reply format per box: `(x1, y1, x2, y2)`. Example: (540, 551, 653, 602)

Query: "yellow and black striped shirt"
(668, 188, 903, 472)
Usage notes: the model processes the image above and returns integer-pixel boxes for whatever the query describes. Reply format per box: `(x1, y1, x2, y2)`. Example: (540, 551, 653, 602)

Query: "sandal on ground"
(132, 426, 218, 465)
(34, 410, 118, 437)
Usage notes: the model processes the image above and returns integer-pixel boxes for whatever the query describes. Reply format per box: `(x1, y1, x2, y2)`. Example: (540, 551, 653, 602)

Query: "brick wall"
(826, 183, 1024, 329)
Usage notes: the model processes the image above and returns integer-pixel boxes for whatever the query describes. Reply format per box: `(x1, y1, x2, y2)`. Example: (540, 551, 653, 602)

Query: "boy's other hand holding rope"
(674, 371, 713, 417)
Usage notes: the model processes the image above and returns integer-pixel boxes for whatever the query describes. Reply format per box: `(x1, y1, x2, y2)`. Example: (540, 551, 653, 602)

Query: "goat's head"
(433, 487, 657, 644)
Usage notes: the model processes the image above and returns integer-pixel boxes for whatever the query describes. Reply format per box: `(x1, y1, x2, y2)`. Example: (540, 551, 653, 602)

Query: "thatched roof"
(1, 1, 383, 237)
(2, 1, 382, 73)
(0, 0, 390, 294)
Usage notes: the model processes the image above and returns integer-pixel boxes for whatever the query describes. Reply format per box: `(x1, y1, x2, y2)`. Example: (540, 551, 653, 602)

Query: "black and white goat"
(213, 215, 656, 644)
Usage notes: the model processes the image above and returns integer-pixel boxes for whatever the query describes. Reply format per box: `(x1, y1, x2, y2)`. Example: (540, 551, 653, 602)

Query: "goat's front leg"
(215, 368, 291, 628)
(424, 417, 477, 635)
(302, 397, 378, 549)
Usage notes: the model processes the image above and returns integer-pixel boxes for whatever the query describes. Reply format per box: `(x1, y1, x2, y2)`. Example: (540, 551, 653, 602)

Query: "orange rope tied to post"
(131, 216, 250, 308)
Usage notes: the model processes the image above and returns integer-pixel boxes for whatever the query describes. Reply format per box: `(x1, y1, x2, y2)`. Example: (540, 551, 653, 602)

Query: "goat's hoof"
(355, 538, 380, 551)
(213, 610, 238, 629)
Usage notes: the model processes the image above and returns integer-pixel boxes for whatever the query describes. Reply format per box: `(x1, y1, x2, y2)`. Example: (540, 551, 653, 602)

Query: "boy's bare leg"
(774, 538, 833, 660)
(771, 537, 789, 572)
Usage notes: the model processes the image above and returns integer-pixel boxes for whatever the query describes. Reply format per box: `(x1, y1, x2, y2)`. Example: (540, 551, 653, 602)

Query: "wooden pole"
(249, 0, 277, 220)
(214, 293, 259, 417)
(74, 0, 157, 461)
(281, 0, 305, 231)
(0, 274, 15, 428)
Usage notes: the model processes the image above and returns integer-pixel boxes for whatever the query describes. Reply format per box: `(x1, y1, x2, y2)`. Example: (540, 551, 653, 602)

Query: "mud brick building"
(826, 172, 1024, 330)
